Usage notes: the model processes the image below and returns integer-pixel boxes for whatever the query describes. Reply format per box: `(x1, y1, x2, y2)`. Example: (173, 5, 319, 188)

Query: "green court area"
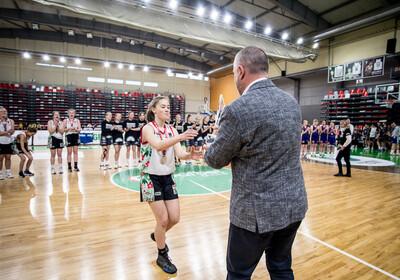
(111, 165, 232, 195)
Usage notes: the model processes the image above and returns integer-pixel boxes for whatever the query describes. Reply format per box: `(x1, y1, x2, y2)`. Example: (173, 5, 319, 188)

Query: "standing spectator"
(0, 107, 15, 179)
(390, 122, 399, 155)
(334, 119, 352, 177)
(100, 112, 113, 169)
(112, 113, 124, 168)
(64, 109, 82, 172)
(368, 123, 377, 150)
(204, 46, 308, 279)
(123, 111, 138, 167)
(48, 111, 65, 175)
(347, 118, 354, 135)
(362, 124, 370, 149)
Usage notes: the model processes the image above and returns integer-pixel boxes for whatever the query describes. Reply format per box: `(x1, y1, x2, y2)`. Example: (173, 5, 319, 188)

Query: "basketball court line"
(189, 179, 400, 280)
(188, 179, 231, 200)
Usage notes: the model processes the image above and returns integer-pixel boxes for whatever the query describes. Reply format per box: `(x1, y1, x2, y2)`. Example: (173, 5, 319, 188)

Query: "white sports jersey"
(139, 122, 176, 176)
(65, 118, 79, 135)
(50, 120, 63, 139)
(0, 118, 13, 144)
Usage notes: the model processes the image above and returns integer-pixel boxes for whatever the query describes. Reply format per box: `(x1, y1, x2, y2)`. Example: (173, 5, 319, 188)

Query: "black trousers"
(226, 221, 302, 280)
(336, 148, 351, 175)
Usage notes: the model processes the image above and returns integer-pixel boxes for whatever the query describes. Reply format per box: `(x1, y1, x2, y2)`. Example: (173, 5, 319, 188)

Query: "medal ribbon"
(152, 121, 167, 156)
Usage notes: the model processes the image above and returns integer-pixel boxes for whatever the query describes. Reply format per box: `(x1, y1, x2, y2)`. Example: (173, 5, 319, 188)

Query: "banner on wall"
(344, 61, 363, 80)
(328, 56, 385, 83)
(328, 64, 344, 83)
(363, 56, 385, 77)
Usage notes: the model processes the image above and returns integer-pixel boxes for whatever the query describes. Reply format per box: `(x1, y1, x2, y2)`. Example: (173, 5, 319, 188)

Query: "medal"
(161, 149, 167, 164)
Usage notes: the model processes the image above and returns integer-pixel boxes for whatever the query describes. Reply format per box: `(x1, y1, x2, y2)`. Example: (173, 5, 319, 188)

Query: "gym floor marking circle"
(111, 165, 232, 196)
(308, 155, 395, 166)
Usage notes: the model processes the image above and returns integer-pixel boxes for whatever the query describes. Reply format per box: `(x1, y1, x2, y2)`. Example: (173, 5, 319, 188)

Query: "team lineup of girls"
(301, 119, 339, 158)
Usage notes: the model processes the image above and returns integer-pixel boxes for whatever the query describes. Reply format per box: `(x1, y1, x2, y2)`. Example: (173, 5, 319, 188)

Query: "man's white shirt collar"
(242, 78, 268, 96)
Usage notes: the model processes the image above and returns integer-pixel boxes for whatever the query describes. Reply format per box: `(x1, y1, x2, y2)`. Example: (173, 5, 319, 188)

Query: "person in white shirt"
(48, 111, 65, 174)
(368, 123, 377, 150)
(390, 122, 400, 155)
(0, 106, 15, 179)
(139, 96, 202, 274)
(346, 118, 354, 135)
(63, 109, 82, 172)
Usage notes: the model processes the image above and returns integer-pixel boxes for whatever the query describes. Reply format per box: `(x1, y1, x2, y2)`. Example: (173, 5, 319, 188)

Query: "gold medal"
(161, 155, 167, 164)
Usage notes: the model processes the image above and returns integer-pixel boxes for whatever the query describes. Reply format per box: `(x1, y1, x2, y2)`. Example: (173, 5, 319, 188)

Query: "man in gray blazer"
(204, 46, 308, 280)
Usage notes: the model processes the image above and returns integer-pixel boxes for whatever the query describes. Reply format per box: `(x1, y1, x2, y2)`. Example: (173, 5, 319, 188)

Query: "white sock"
(51, 165, 55, 169)
(106, 161, 109, 165)
(6, 169, 11, 174)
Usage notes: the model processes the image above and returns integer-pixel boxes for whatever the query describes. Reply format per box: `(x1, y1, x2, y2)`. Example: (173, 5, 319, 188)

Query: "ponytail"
(145, 96, 169, 123)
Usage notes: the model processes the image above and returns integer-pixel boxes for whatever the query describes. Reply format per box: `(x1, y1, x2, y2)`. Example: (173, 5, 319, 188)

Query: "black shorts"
(113, 136, 124, 146)
(101, 135, 113, 146)
(16, 142, 28, 154)
(125, 135, 138, 146)
(66, 134, 80, 147)
(142, 174, 178, 202)
(194, 138, 204, 147)
(0, 143, 12, 154)
(185, 139, 194, 147)
(49, 136, 64, 149)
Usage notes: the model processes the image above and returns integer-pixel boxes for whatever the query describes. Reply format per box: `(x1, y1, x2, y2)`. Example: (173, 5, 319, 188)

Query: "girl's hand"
(111, 125, 116, 130)
(189, 147, 203, 161)
(211, 125, 219, 135)
(181, 129, 197, 141)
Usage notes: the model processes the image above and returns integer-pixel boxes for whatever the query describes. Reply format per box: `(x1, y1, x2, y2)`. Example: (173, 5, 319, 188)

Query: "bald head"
(235, 46, 269, 75)
(233, 46, 269, 95)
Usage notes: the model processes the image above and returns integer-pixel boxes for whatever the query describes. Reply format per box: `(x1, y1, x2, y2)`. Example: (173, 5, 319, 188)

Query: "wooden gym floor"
(0, 147, 399, 280)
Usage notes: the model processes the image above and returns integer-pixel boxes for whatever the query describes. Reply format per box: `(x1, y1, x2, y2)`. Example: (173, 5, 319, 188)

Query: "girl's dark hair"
(27, 127, 37, 133)
(186, 114, 192, 122)
(145, 96, 169, 123)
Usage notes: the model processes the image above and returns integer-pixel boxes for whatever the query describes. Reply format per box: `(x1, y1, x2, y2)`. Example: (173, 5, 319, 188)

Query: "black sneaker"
(74, 167, 80, 172)
(24, 170, 34, 176)
(19, 171, 25, 178)
(156, 254, 177, 274)
(68, 168, 73, 172)
(334, 173, 343, 177)
(151, 232, 169, 252)
(343, 174, 351, 177)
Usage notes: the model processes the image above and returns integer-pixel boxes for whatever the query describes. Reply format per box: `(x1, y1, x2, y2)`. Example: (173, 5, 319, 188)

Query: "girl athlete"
(327, 122, 338, 158)
(183, 114, 195, 164)
(48, 111, 65, 174)
(172, 114, 184, 139)
(16, 127, 37, 177)
(300, 120, 309, 158)
(319, 120, 328, 157)
(123, 111, 137, 167)
(63, 109, 82, 172)
(335, 119, 352, 177)
(139, 96, 201, 274)
(193, 116, 202, 154)
(135, 112, 147, 163)
(310, 119, 319, 157)
(390, 122, 399, 155)
(112, 113, 124, 168)
(172, 114, 184, 165)
(100, 112, 113, 169)
(200, 115, 212, 149)
(0, 106, 15, 179)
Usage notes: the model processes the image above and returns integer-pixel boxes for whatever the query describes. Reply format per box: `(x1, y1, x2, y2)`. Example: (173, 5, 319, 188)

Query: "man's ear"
(237, 65, 245, 81)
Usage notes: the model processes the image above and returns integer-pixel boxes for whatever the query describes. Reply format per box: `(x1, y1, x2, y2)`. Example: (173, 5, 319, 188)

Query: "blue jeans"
(227, 221, 302, 280)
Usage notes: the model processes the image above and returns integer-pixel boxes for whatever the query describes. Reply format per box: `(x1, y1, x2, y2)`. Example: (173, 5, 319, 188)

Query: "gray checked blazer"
(204, 79, 308, 233)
